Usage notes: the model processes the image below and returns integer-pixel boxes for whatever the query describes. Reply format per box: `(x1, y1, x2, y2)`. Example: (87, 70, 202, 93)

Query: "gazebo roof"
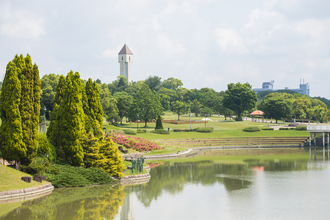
(250, 110, 265, 116)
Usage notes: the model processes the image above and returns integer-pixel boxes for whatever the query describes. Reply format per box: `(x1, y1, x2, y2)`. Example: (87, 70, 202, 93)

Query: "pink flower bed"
(111, 132, 163, 152)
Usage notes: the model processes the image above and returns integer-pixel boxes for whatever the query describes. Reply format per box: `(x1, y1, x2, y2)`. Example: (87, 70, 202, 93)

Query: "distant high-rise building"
(253, 80, 310, 96)
(118, 44, 133, 83)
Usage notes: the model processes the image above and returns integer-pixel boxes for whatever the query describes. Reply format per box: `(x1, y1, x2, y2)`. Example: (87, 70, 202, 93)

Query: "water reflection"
(0, 184, 126, 220)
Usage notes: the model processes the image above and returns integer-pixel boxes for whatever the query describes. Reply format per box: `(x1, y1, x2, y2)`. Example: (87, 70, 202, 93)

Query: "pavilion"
(307, 125, 330, 160)
(250, 110, 265, 122)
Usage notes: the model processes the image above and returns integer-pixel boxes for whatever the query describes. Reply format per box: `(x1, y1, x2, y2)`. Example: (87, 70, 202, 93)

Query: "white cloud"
(157, 35, 187, 57)
(0, 5, 45, 39)
(102, 46, 122, 59)
(215, 28, 248, 54)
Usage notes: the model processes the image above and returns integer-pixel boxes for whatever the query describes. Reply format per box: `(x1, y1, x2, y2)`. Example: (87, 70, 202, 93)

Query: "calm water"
(1, 149, 330, 220)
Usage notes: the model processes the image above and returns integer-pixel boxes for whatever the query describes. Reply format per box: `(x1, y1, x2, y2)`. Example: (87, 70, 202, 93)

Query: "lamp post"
(137, 114, 139, 131)
(189, 113, 192, 130)
(43, 106, 47, 133)
(205, 113, 207, 127)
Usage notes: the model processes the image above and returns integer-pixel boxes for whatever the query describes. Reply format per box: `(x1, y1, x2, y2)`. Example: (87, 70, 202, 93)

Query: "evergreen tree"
(0, 61, 26, 169)
(32, 62, 41, 161)
(95, 136, 125, 178)
(57, 71, 84, 166)
(47, 75, 66, 150)
(85, 79, 103, 139)
(155, 115, 164, 130)
(80, 132, 101, 168)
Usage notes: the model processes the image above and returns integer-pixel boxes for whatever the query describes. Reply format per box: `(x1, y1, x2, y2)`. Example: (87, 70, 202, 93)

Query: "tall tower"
(118, 44, 133, 83)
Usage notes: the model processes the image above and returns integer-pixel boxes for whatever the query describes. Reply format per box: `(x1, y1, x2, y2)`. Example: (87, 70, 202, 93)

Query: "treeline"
(40, 74, 330, 124)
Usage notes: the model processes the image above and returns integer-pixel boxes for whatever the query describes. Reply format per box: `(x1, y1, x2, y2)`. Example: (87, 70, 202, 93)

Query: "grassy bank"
(0, 164, 49, 192)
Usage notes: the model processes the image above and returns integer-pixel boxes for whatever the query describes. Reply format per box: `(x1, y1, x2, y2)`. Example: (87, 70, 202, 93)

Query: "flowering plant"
(111, 131, 162, 152)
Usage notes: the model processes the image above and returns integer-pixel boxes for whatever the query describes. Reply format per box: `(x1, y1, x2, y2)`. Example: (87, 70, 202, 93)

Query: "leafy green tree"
(190, 99, 202, 116)
(171, 101, 188, 120)
(128, 84, 163, 127)
(57, 71, 84, 166)
(113, 91, 132, 124)
(313, 106, 329, 123)
(80, 132, 102, 168)
(259, 93, 292, 123)
(40, 73, 60, 118)
(158, 93, 170, 111)
(144, 76, 162, 91)
(0, 61, 25, 169)
(158, 87, 178, 106)
(161, 77, 183, 90)
(223, 82, 257, 121)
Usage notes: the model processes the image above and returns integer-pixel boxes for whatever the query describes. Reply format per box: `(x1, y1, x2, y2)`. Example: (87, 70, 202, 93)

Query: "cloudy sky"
(0, 0, 329, 98)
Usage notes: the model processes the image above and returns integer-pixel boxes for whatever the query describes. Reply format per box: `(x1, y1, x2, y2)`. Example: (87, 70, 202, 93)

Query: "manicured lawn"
(0, 164, 49, 192)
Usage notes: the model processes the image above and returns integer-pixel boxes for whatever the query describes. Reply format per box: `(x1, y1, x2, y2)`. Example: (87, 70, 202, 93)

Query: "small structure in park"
(250, 110, 265, 122)
(307, 125, 330, 147)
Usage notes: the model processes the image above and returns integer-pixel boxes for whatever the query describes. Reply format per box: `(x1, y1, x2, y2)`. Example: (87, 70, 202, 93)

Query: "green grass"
(0, 164, 49, 192)
(149, 148, 310, 165)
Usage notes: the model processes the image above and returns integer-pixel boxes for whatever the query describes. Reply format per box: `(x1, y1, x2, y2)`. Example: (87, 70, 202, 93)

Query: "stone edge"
(0, 183, 54, 201)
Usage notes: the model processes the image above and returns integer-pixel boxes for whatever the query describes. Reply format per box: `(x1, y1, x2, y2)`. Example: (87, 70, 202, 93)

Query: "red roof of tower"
(118, 44, 133, 55)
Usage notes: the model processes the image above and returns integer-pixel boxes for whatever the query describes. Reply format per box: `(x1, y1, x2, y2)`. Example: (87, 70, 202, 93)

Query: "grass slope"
(0, 164, 48, 192)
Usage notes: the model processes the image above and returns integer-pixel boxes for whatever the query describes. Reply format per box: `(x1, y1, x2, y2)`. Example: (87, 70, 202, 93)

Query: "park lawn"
(149, 148, 310, 165)
(0, 164, 49, 192)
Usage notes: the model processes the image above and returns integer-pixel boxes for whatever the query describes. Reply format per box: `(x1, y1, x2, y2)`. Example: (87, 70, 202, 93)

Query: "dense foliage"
(242, 127, 261, 132)
(196, 127, 214, 133)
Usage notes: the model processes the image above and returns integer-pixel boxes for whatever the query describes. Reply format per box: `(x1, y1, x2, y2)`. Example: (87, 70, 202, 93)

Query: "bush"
(196, 127, 214, 133)
(242, 127, 261, 132)
(111, 132, 162, 151)
(24, 157, 60, 175)
(137, 129, 147, 133)
(173, 128, 197, 132)
(279, 127, 289, 130)
(150, 129, 170, 134)
(295, 125, 307, 130)
(261, 127, 274, 130)
(123, 129, 137, 135)
(46, 164, 113, 188)
(155, 115, 164, 130)
(38, 133, 57, 162)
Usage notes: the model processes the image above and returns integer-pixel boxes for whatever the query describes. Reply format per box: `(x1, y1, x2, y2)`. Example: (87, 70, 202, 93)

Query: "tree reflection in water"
(0, 184, 126, 220)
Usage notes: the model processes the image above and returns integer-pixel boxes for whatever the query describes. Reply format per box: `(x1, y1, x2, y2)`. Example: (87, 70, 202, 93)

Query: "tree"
(86, 79, 103, 139)
(313, 106, 329, 123)
(113, 91, 132, 124)
(128, 84, 163, 127)
(57, 71, 84, 166)
(144, 76, 162, 91)
(94, 136, 125, 178)
(155, 115, 164, 130)
(161, 77, 183, 90)
(40, 73, 60, 118)
(190, 99, 202, 116)
(80, 132, 101, 168)
(171, 101, 188, 120)
(259, 93, 292, 123)
(0, 61, 25, 169)
(223, 82, 257, 121)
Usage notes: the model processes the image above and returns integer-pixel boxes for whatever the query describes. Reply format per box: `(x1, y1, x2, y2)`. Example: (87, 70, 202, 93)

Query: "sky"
(0, 0, 330, 98)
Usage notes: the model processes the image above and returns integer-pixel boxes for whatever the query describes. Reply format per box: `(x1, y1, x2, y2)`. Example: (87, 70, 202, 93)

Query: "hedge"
(279, 127, 295, 130)
(196, 127, 214, 133)
(242, 127, 261, 132)
(295, 125, 307, 130)
(261, 127, 274, 130)
(173, 128, 197, 132)
(150, 129, 170, 134)
(123, 129, 137, 135)
(137, 129, 147, 133)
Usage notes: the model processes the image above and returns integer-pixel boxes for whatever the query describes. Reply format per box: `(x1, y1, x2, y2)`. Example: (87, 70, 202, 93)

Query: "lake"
(1, 148, 329, 220)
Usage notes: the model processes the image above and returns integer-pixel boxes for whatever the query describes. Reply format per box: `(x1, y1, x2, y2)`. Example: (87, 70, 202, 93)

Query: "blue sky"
(1, 0, 329, 98)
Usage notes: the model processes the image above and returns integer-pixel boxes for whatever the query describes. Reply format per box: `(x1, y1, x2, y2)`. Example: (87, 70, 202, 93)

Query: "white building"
(118, 44, 133, 83)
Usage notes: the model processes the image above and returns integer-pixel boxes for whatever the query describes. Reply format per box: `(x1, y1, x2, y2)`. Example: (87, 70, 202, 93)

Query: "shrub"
(173, 128, 197, 132)
(155, 115, 164, 130)
(261, 127, 274, 130)
(38, 133, 57, 162)
(279, 127, 289, 130)
(123, 129, 137, 135)
(137, 129, 147, 133)
(242, 127, 261, 132)
(150, 129, 170, 134)
(295, 125, 307, 130)
(24, 157, 60, 175)
(196, 127, 214, 133)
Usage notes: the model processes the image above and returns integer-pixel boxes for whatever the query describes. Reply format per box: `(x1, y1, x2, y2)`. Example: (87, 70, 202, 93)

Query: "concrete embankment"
(0, 183, 54, 204)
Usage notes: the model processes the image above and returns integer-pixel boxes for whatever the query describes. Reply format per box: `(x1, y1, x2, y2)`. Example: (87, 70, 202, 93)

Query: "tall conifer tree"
(0, 61, 26, 169)
(57, 71, 84, 166)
